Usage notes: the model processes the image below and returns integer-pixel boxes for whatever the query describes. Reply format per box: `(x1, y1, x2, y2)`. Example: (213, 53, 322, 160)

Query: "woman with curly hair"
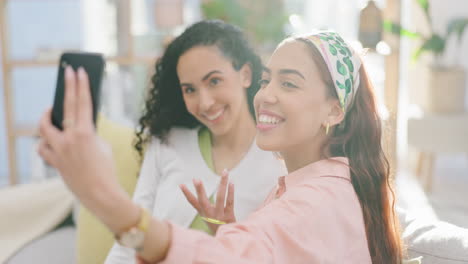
(102, 20, 285, 263)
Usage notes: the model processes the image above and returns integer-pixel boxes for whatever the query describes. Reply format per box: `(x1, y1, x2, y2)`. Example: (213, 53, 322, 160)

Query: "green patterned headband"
(305, 31, 362, 113)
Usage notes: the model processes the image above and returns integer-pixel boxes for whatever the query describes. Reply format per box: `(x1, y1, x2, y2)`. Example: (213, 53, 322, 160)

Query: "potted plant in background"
(385, 0, 468, 113)
(201, 0, 288, 58)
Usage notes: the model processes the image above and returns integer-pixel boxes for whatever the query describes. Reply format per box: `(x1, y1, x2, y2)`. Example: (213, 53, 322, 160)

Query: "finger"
(193, 179, 211, 214)
(37, 139, 58, 168)
(76, 67, 93, 129)
(180, 184, 202, 212)
(39, 108, 63, 151)
(215, 170, 229, 215)
(63, 66, 77, 130)
(225, 183, 235, 214)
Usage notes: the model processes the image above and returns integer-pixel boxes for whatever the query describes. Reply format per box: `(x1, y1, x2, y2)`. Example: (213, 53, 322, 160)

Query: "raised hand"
(37, 66, 138, 233)
(180, 169, 236, 233)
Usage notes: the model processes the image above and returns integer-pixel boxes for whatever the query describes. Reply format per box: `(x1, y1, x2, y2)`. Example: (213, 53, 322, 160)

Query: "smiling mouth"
(203, 107, 225, 122)
(256, 113, 284, 131)
(258, 114, 282, 125)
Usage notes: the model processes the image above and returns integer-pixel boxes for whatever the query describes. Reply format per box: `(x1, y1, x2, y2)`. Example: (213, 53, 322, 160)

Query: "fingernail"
(77, 67, 86, 80)
(65, 66, 73, 78)
(222, 168, 229, 176)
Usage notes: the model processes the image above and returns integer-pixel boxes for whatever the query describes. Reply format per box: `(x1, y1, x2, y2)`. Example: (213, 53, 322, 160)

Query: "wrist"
(89, 182, 140, 233)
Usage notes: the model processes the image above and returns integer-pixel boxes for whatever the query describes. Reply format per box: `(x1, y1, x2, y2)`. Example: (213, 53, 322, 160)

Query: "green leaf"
(416, 0, 431, 24)
(329, 45, 337, 55)
(337, 61, 347, 76)
(343, 57, 354, 73)
(383, 20, 419, 38)
(336, 80, 345, 90)
(447, 18, 468, 42)
(413, 34, 445, 60)
(319, 34, 334, 41)
(201, 0, 247, 28)
(416, 0, 429, 14)
(345, 79, 351, 93)
(344, 46, 352, 57)
(332, 42, 347, 55)
(338, 48, 347, 55)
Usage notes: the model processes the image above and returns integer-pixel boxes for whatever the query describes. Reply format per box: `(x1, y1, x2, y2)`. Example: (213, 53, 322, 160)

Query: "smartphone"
(51, 52, 105, 130)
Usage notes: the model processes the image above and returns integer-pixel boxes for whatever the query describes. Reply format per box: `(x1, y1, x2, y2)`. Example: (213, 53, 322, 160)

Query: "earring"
(325, 123, 330, 135)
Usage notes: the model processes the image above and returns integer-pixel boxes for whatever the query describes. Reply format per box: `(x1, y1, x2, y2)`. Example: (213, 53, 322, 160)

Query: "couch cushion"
(398, 208, 468, 264)
(0, 178, 73, 263)
(76, 115, 140, 264)
(6, 227, 76, 264)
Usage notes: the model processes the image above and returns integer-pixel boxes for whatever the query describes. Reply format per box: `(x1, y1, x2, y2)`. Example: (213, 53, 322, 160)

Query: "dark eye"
(282, 81, 298, 89)
(184, 86, 195, 94)
(210, 77, 221, 86)
(258, 79, 270, 88)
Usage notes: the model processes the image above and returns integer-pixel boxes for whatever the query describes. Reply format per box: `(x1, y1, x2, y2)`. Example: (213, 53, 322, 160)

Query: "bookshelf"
(0, 0, 159, 185)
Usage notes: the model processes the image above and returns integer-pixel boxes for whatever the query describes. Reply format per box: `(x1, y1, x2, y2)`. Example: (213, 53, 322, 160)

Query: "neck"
(281, 137, 324, 173)
(211, 108, 256, 151)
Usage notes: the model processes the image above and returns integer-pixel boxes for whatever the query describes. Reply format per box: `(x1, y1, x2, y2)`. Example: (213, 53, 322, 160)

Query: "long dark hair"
(297, 37, 404, 263)
(135, 20, 262, 157)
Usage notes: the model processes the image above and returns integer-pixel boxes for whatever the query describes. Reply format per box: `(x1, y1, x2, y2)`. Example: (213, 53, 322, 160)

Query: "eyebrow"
(279, 69, 305, 80)
(202, 70, 222, 81)
(262, 67, 305, 80)
(180, 70, 222, 87)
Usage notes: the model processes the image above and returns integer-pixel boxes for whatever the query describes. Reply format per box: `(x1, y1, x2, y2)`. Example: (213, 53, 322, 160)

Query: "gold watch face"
(119, 227, 145, 249)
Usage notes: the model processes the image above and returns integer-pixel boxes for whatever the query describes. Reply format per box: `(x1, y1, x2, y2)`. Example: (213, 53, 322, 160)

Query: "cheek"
(182, 96, 197, 115)
(220, 83, 245, 106)
(285, 100, 324, 137)
(253, 95, 260, 114)
(253, 91, 261, 110)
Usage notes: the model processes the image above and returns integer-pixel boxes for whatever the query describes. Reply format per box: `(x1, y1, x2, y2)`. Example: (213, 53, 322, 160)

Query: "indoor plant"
(385, 0, 468, 113)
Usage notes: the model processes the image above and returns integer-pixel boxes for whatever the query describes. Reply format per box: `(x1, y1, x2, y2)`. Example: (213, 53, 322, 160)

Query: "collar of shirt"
(275, 157, 350, 199)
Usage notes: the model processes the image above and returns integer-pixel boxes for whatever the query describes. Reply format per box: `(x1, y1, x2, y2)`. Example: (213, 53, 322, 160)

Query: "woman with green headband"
(37, 31, 403, 263)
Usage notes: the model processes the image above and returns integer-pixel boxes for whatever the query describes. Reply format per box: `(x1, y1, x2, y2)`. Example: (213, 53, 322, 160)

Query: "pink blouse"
(160, 157, 371, 263)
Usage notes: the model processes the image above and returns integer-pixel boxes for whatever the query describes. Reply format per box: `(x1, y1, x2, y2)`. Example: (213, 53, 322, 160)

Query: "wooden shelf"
(14, 125, 38, 137)
(1, 0, 157, 185)
(8, 56, 156, 68)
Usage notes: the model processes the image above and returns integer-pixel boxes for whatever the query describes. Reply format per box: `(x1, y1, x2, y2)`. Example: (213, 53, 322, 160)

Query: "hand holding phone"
(51, 52, 105, 130)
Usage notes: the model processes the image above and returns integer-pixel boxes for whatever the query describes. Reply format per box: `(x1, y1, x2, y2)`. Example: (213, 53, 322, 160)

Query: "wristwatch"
(115, 207, 150, 251)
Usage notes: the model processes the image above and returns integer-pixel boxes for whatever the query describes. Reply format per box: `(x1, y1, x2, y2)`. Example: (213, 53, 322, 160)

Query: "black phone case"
(51, 52, 105, 130)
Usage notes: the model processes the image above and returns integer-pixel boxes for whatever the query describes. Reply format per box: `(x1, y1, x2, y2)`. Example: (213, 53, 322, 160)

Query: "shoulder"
(145, 127, 198, 150)
(267, 175, 357, 221)
(295, 176, 354, 201)
(141, 127, 200, 169)
(164, 127, 199, 146)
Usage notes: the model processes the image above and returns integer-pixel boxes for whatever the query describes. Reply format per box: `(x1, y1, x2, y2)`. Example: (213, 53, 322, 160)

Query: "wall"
(0, 0, 82, 186)
(431, 0, 468, 105)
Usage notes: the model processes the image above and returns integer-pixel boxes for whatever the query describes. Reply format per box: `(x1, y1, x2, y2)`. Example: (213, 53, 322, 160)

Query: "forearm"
(88, 182, 171, 263)
(138, 218, 171, 263)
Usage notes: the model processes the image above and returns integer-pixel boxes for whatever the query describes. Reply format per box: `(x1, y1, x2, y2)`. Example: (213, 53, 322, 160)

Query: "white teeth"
(258, 114, 281, 125)
(205, 109, 223, 121)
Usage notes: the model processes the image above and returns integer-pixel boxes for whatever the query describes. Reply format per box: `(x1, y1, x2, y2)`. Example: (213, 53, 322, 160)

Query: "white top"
(105, 127, 286, 264)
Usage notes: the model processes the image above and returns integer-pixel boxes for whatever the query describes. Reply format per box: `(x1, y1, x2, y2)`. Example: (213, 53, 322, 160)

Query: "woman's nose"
(199, 89, 215, 111)
(257, 83, 278, 104)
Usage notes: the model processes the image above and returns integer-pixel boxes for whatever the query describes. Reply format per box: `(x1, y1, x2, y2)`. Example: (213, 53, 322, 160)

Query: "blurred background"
(0, 0, 467, 263)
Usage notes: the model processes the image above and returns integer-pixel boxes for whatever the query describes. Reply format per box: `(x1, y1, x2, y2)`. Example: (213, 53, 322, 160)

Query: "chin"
(255, 136, 282, 152)
(208, 122, 230, 137)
